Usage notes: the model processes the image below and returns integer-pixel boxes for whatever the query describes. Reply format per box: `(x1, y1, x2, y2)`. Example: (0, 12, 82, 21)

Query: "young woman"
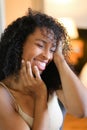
(0, 8, 85, 130)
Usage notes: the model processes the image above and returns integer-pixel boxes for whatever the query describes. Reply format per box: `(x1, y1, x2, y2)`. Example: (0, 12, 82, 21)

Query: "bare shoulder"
(0, 85, 11, 109)
(0, 85, 30, 130)
(0, 84, 14, 113)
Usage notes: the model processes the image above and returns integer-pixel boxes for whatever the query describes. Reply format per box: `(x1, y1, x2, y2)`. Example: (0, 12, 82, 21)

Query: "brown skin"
(0, 28, 56, 130)
(54, 41, 84, 116)
(0, 27, 85, 130)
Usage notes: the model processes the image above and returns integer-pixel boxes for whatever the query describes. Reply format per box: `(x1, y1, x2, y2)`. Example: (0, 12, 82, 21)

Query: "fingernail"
(34, 65, 38, 69)
(27, 61, 30, 65)
(22, 59, 25, 63)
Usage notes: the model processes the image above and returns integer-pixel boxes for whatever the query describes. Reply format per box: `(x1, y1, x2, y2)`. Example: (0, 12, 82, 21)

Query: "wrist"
(35, 94, 48, 110)
(54, 51, 64, 61)
(54, 54, 65, 65)
(35, 92, 47, 101)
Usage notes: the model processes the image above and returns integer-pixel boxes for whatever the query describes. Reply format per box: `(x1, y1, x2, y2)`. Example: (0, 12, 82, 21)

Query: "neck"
(2, 75, 35, 98)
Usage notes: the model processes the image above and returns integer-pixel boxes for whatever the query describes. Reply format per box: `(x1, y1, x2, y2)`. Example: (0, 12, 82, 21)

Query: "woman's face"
(22, 28, 57, 74)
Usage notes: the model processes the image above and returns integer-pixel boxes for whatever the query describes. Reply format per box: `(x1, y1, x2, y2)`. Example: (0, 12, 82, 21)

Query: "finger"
(33, 66, 41, 80)
(21, 59, 26, 70)
(21, 60, 27, 74)
(21, 72, 27, 86)
(20, 60, 28, 85)
(26, 61, 33, 78)
(57, 41, 63, 53)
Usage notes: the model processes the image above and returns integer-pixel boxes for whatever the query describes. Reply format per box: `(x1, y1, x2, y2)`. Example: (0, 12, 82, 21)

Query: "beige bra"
(0, 82, 63, 130)
(0, 82, 33, 128)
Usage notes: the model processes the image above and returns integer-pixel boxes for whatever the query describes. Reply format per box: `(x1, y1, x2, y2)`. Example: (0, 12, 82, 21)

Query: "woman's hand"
(53, 41, 65, 64)
(19, 60, 47, 99)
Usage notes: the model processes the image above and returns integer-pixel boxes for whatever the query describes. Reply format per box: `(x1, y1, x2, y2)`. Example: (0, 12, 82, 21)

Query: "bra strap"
(0, 81, 19, 112)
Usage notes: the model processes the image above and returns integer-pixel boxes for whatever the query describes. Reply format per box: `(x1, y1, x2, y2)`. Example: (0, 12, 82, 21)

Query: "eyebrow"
(35, 39, 47, 44)
(35, 39, 57, 47)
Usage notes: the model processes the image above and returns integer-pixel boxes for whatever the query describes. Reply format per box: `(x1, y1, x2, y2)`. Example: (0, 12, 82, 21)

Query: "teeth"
(38, 62, 46, 67)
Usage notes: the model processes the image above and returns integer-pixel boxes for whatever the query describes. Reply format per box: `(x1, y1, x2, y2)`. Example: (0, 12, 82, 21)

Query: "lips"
(35, 61, 47, 71)
(33, 59, 47, 71)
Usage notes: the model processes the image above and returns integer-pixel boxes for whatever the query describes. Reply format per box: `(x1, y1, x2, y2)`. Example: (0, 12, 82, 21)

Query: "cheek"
(50, 53, 54, 61)
(22, 50, 35, 62)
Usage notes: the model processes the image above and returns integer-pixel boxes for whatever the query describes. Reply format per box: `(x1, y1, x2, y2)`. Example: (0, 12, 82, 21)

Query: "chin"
(39, 69, 46, 75)
(39, 70, 43, 75)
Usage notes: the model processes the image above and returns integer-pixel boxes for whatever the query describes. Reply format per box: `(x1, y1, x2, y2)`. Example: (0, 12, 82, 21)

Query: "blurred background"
(0, 0, 87, 129)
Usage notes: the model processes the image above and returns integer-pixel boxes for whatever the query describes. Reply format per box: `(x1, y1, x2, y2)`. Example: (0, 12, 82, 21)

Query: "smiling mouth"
(36, 61, 46, 71)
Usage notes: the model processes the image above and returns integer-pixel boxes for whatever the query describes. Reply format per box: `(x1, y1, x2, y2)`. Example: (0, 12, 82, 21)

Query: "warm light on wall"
(68, 39, 84, 65)
(58, 17, 84, 65)
(46, 0, 72, 5)
(58, 17, 79, 39)
(56, 0, 72, 4)
(44, 0, 87, 28)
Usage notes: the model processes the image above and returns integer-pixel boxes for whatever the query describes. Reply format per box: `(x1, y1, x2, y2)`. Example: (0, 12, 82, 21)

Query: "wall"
(44, 0, 87, 29)
(5, 0, 32, 26)
(0, 0, 5, 34)
(4, 0, 87, 29)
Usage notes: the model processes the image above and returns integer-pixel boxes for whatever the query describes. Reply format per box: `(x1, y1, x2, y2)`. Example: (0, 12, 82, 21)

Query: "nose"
(42, 50, 53, 61)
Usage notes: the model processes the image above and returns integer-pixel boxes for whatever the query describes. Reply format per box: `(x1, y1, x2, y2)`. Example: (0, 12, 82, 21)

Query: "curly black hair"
(0, 8, 70, 91)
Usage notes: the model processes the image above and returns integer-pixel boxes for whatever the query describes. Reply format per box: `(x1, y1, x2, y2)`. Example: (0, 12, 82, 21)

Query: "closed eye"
(50, 46, 56, 53)
(36, 43, 44, 48)
(35, 39, 46, 49)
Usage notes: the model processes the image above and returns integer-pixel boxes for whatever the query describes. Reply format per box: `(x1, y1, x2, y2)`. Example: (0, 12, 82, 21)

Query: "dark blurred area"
(74, 29, 87, 75)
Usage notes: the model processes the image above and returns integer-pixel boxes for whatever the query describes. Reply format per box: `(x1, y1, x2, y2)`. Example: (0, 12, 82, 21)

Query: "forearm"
(32, 96, 49, 130)
(55, 58, 87, 117)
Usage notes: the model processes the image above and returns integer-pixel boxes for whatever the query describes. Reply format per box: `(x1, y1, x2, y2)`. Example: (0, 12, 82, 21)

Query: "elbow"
(66, 102, 87, 118)
(76, 113, 85, 118)
(80, 111, 87, 118)
(67, 107, 86, 118)
(72, 112, 84, 118)
(78, 105, 87, 118)
(74, 109, 87, 118)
